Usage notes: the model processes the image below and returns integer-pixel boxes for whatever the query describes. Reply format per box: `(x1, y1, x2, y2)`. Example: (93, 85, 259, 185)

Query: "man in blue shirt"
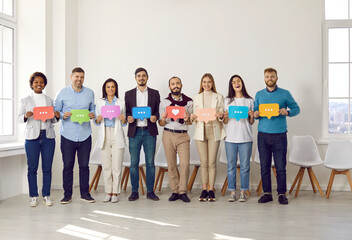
(254, 68, 300, 205)
(54, 67, 96, 204)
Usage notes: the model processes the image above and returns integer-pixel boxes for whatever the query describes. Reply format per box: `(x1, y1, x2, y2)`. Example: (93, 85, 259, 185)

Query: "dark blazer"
(125, 87, 160, 137)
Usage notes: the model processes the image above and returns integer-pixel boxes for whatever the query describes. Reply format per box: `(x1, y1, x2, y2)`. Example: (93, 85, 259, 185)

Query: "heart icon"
(172, 109, 180, 116)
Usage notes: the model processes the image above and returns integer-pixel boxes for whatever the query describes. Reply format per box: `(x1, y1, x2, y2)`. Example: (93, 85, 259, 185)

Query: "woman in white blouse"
(223, 75, 254, 202)
(95, 78, 126, 203)
(191, 73, 226, 202)
(18, 72, 60, 207)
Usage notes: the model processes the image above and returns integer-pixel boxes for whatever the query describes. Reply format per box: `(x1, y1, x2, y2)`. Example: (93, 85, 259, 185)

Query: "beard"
(265, 80, 276, 88)
(138, 82, 146, 87)
(171, 88, 181, 96)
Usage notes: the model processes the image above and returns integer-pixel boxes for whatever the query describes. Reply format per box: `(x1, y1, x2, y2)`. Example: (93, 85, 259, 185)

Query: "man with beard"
(125, 67, 160, 201)
(254, 68, 300, 205)
(159, 77, 193, 202)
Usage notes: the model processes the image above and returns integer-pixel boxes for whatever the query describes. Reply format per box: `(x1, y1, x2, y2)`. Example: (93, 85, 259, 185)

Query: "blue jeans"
(258, 131, 287, 195)
(61, 136, 91, 197)
(129, 128, 156, 193)
(225, 141, 252, 191)
(25, 130, 55, 197)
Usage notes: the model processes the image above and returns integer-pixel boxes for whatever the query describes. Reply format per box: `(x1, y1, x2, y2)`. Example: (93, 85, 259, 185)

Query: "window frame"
(0, 0, 16, 143)
(323, 20, 352, 139)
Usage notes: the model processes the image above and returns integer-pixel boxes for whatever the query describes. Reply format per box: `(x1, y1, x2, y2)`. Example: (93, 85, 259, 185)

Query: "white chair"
(254, 146, 277, 196)
(187, 139, 201, 191)
(120, 145, 147, 195)
(219, 142, 250, 196)
(288, 135, 324, 197)
(89, 142, 103, 192)
(324, 140, 352, 199)
(153, 142, 180, 192)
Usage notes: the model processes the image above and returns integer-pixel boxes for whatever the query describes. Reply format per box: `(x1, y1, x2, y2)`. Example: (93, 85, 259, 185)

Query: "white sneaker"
(111, 195, 119, 203)
(43, 196, 53, 206)
(103, 195, 111, 202)
(239, 192, 247, 202)
(30, 197, 38, 207)
(228, 192, 236, 202)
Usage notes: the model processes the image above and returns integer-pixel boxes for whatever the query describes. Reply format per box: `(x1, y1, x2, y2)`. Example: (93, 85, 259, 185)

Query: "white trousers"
(101, 127, 125, 194)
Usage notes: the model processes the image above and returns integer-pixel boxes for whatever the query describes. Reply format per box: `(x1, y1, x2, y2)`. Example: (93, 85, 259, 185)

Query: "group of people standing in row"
(19, 66, 300, 207)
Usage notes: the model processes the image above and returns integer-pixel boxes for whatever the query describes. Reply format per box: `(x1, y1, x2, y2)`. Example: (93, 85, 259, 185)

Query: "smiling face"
(232, 77, 243, 93)
(135, 71, 148, 87)
(105, 81, 116, 97)
(202, 77, 213, 91)
(31, 76, 46, 94)
(264, 71, 278, 88)
(70, 72, 85, 89)
(169, 77, 182, 96)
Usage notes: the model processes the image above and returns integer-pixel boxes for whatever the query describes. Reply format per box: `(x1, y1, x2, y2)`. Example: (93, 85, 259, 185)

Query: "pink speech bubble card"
(101, 105, 120, 120)
(166, 106, 186, 121)
(33, 106, 54, 122)
(196, 108, 216, 123)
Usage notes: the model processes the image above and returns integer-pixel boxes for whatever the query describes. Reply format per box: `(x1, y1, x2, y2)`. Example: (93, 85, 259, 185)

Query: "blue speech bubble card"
(132, 107, 151, 121)
(228, 106, 249, 121)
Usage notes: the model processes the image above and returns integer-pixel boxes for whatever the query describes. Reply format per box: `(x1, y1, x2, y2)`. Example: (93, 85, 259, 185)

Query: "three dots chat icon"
(132, 107, 152, 121)
(259, 103, 279, 119)
(228, 106, 249, 121)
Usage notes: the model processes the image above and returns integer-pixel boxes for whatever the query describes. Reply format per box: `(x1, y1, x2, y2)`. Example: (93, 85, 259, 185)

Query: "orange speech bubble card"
(196, 108, 216, 123)
(259, 103, 279, 119)
(166, 106, 186, 121)
(33, 106, 54, 122)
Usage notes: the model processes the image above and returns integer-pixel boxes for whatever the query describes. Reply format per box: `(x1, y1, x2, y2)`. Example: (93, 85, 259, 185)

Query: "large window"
(0, 0, 15, 140)
(324, 0, 352, 136)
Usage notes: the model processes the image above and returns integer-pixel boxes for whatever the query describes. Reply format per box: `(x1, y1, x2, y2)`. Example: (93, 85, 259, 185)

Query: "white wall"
(5, 0, 348, 200)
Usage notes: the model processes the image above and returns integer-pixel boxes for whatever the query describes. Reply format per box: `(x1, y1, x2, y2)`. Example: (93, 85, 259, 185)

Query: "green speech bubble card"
(70, 109, 90, 124)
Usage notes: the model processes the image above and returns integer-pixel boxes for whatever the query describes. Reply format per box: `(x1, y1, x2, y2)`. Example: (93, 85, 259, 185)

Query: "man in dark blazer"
(125, 67, 160, 201)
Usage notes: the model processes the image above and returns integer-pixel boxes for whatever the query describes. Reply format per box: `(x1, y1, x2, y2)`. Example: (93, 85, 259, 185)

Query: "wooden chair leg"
(289, 167, 303, 194)
(272, 167, 277, 177)
(121, 167, 128, 188)
(177, 168, 180, 179)
(326, 170, 336, 199)
(294, 168, 305, 198)
(154, 168, 162, 192)
(89, 165, 101, 193)
(309, 168, 324, 197)
(306, 167, 316, 193)
(221, 177, 228, 196)
(139, 170, 144, 195)
(123, 168, 130, 190)
(139, 167, 147, 185)
(187, 165, 199, 191)
(159, 170, 165, 191)
(346, 170, 352, 192)
(256, 179, 263, 196)
(94, 166, 102, 190)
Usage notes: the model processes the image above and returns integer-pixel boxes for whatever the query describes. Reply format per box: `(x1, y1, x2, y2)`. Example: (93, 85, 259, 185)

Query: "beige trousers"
(101, 127, 125, 194)
(162, 130, 190, 194)
(195, 125, 220, 186)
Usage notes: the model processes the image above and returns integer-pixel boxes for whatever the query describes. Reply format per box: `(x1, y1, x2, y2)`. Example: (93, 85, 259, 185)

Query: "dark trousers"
(258, 131, 287, 195)
(25, 130, 55, 197)
(61, 135, 92, 197)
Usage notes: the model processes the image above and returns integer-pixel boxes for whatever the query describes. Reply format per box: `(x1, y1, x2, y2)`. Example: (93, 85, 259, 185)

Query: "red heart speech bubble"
(166, 106, 186, 121)
(33, 106, 54, 122)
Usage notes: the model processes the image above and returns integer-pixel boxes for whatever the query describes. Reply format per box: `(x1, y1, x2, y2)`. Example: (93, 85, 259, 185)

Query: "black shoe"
(278, 195, 288, 205)
(168, 193, 179, 201)
(147, 191, 159, 201)
(179, 193, 190, 203)
(199, 190, 208, 202)
(128, 192, 139, 201)
(81, 193, 95, 203)
(208, 190, 216, 202)
(258, 194, 273, 203)
(60, 196, 72, 204)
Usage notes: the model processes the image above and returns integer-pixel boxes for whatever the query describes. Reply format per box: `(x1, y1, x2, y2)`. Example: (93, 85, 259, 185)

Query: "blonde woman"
(190, 73, 226, 202)
(95, 78, 126, 203)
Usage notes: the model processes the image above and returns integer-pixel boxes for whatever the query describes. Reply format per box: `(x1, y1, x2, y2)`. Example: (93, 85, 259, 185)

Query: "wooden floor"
(1, 187, 352, 240)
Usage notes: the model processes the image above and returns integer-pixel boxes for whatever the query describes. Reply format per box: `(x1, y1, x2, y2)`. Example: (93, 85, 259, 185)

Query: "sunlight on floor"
(213, 233, 254, 240)
(57, 224, 129, 240)
(93, 210, 180, 227)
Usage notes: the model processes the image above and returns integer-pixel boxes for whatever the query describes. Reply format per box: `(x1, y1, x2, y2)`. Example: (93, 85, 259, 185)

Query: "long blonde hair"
(198, 73, 217, 94)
